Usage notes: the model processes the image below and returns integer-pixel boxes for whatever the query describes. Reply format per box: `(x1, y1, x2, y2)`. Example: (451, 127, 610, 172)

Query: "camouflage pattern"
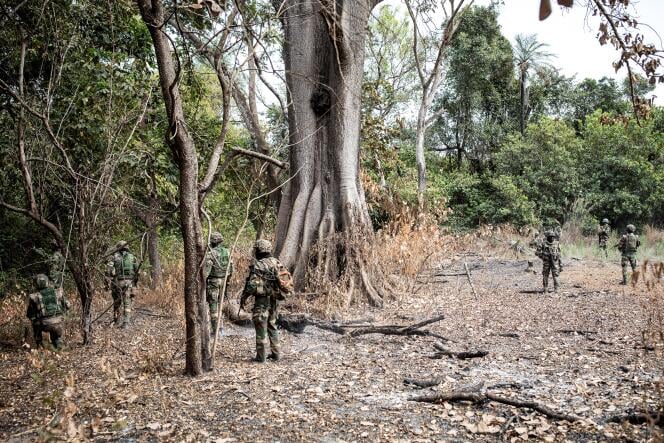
(242, 250, 285, 362)
(27, 277, 69, 349)
(35, 248, 65, 287)
(536, 236, 562, 292)
(254, 239, 272, 254)
(205, 243, 232, 334)
(525, 231, 543, 273)
(598, 221, 611, 257)
(106, 249, 138, 327)
(617, 229, 640, 284)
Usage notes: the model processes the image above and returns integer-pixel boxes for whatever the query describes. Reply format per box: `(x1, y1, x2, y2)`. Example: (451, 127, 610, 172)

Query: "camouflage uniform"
(204, 232, 233, 335)
(617, 225, 640, 285)
(525, 230, 543, 274)
(241, 240, 288, 362)
(35, 243, 65, 287)
(26, 274, 69, 349)
(105, 241, 138, 328)
(536, 232, 562, 293)
(597, 219, 611, 258)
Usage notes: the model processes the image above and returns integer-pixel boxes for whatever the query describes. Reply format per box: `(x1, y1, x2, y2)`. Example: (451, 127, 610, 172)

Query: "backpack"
(625, 233, 638, 254)
(251, 257, 293, 301)
(114, 252, 135, 279)
(37, 287, 64, 318)
(209, 246, 230, 278)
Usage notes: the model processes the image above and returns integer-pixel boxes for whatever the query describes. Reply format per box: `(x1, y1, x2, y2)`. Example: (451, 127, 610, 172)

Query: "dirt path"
(0, 257, 661, 441)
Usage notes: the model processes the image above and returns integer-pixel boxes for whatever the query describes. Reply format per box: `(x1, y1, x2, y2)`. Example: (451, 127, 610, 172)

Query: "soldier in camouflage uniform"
(597, 218, 611, 258)
(204, 232, 232, 336)
(27, 274, 70, 349)
(35, 240, 66, 287)
(617, 224, 640, 285)
(524, 229, 543, 274)
(536, 231, 563, 293)
(105, 241, 138, 328)
(240, 239, 289, 363)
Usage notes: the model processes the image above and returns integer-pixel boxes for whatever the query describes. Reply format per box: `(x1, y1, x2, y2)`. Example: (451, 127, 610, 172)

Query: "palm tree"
(514, 34, 555, 134)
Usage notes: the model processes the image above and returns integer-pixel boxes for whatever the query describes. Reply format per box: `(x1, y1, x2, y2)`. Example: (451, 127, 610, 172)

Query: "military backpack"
(36, 287, 64, 318)
(209, 247, 231, 278)
(624, 233, 639, 254)
(114, 252, 135, 280)
(248, 257, 293, 301)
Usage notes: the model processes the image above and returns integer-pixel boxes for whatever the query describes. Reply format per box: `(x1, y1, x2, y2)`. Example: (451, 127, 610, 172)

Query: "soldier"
(240, 239, 292, 363)
(525, 229, 543, 274)
(26, 274, 69, 349)
(536, 230, 563, 293)
(617, 224, 640, 285)
(105, 241, 138, 328)
(597, 218, 611, 258)
(552, 220, 562, 241)
(204, 232, 232, 336)
(35, 240, 66, 287)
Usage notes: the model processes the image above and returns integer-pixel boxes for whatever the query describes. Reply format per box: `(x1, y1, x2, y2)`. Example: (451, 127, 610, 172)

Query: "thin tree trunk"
(147, 224, 163, 288)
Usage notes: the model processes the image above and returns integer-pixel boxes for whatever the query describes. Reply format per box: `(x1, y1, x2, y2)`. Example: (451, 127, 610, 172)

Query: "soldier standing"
(204, 232, 232, 336)
(617, 224, 640, 285)
(597, 218, 611, 258)
(35, 240, 66, 287)
(27, 274, 69, 349)
(105, 241, 138, 328)
(536, 231, 563, 293)
(240, 239, 292, 363)
(524, 230, 543, 274)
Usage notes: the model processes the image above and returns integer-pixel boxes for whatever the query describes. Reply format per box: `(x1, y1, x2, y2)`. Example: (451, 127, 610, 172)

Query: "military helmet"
(601, 218, 609, 225)
(35, 274, 49, 290)
(254, 239, 272, 254)
(210, 232, 223, 245)
(115, 240, 129, 251)
(626, 224, 636, 233)
(544, 230, 555, 238)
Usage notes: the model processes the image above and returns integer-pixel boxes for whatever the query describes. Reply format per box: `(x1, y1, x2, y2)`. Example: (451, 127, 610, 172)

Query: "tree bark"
(137, 0, 208, 375)
(274, 0, 382, 300)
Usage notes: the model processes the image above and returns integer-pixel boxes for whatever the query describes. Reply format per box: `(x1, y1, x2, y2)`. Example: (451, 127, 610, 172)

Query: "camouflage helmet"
(254, 239, 272, 254)
(115, 240, 129, 251)
(544, 230, 555, 239)
(35, 274, 49, 290)
(601, 218, 609, 225)
(626, 224, 636, 233)
(210, 232, 223, 245)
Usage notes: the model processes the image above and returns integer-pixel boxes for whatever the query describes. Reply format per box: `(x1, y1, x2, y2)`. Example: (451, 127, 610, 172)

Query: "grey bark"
(275, 0, 382, 294)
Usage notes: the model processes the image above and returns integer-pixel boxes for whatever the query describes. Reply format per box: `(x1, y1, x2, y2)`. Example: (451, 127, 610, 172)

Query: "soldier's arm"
(26, 297, 37, 320)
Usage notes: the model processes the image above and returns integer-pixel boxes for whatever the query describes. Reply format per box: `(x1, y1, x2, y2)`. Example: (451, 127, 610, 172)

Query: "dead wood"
(556, 329, 597, 336)
(605, 410, 664, 427)
(432, 342, 488, 359)
(411, 389, 581, 422)
(278, 313, 446, 339)
(404, 377, 442, 388)
(464, 262, 479, 301)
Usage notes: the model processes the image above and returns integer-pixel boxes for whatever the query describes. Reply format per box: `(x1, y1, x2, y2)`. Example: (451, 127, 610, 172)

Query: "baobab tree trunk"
(274, 0, 383, 306)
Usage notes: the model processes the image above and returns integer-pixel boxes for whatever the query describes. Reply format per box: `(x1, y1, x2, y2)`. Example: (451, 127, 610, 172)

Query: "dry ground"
(0, 255, 662, 442)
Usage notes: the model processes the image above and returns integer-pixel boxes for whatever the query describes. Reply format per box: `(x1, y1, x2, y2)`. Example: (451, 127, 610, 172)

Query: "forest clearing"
(1, 236, 662, 441)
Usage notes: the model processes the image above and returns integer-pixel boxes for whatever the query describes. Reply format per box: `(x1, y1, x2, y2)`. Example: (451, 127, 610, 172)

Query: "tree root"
(278, 313, 446, 339)
(411, 389, 581, 422)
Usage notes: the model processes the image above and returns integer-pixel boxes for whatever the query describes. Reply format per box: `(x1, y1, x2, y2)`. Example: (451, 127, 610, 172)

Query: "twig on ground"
(432, 342, 488, 359)
(464, 262, 479, 301)
(605, 410, 664, 427)
(404, 377, 442, 388)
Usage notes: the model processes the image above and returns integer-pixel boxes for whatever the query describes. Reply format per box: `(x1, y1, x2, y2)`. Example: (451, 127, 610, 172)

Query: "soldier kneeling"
(27, 274, 70, 350)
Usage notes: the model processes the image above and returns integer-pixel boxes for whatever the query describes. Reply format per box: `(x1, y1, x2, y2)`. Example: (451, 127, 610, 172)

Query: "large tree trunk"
(274, 0, 383, 305)
(137, 0, 209, 375)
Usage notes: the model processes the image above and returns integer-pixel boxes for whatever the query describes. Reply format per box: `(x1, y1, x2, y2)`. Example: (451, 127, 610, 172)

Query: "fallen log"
(278, 313, 447, 340)
(432, 342, 488, 359)
(411, 389, 581, 422)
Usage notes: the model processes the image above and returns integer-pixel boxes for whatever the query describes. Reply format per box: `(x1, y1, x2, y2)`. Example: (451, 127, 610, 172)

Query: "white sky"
(379, 0, 664, 104)
(494, 0, 664, 103)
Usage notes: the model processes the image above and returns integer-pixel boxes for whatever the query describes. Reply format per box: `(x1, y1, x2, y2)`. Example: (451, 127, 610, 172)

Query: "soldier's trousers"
(206, 277, 228, 333)
(599, 239, 608, 257)
(111, 279, 133, 325)
(542, 261, 560, 291)
(32, 319, 64, 349)
(252, 296, 280, 360)
(621, 255, 637, 283)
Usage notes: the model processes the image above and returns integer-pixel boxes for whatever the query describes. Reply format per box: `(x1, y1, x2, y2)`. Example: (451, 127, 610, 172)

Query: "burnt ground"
(0, 256, 662, 442)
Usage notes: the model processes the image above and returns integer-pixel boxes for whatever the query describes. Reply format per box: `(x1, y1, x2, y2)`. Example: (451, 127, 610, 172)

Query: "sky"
(381, 0, 664, 104)
(493, 0, 664, 103)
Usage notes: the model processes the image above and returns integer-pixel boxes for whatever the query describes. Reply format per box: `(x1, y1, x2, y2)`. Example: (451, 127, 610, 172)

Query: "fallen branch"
(432, 342, 488, 359)
(557, 329, 597, 336)
(278, 313, 446, 340)
(464, 261, 479, 301)
(411, 389, 581, 422)
(404, 377, 442, 388)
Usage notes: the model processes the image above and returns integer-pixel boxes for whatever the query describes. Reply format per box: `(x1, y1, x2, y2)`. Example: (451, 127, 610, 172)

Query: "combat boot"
(267, 352, 280, 361)
(121, 315, 130, 329)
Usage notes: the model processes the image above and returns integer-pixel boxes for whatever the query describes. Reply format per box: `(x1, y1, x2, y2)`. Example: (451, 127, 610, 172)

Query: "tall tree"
(513, 33, 554, 135)
(273, 0, 385, 305)
(405, 0, 473, 211)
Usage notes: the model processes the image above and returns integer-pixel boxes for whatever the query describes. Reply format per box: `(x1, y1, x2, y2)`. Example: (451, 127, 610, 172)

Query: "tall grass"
(561, 224, 664, 261)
